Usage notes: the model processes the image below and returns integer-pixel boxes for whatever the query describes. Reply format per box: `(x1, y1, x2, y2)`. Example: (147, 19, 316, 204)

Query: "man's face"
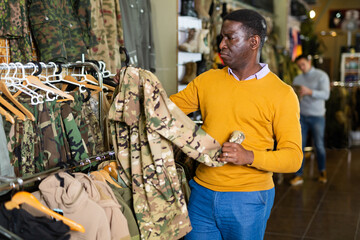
(219, 20, 252, 69)
(296, 58, 312, 74)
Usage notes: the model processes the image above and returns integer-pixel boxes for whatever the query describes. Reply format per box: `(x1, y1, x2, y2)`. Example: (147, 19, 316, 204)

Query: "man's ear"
(249, 35, 261, 49)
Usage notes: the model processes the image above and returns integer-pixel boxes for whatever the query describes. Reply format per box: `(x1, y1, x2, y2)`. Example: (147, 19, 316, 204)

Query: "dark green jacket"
(28, 0, 97, 62)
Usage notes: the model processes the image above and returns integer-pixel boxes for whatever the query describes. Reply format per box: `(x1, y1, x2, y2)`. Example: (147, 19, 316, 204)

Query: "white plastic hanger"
(4, 62, 44, 105)
(46, 62, 87, 93)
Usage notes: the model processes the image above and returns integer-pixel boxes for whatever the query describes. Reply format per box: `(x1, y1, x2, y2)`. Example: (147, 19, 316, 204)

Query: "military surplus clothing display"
(4, 92, 103, 177)
(28, 0, 97, 63)
(109, 66, 224, 239)
(170, 66, 303, 192)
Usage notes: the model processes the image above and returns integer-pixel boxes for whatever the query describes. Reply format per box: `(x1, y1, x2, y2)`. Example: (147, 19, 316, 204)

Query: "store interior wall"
(313, 0, 360, 81)
(150, 0, 360, 94)
(150, 0, 178, 95)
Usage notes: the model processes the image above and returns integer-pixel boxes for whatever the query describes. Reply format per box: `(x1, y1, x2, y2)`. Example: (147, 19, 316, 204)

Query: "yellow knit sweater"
(170, 67, 302, 192)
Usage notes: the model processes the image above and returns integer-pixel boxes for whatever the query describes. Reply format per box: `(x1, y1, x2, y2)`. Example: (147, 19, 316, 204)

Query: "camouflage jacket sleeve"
(109, 67, 224, 167)
(140, 69, 224, 167)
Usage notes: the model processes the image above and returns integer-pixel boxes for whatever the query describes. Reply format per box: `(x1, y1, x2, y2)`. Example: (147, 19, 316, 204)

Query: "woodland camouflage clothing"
(60, 102, 89, 162)
(28, 0, 97, 62)
(0, 0, 34, 62)
(109, 67, 224, 240)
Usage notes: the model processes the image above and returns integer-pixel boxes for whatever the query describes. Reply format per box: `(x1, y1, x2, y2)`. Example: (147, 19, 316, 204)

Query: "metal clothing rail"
(0, 151, 115, 192)
(0, 61, 104, 131)
(331, 81, 360, 87)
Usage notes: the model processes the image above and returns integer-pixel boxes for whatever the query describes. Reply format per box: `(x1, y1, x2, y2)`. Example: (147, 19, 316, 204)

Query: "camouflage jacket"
(109, 67, 223, 240)
(28, 0, 97, 62)
(87, 0, 124, 74)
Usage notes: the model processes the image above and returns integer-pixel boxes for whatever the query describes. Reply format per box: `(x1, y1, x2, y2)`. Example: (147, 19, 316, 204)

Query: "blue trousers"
(296, 115, 326, 176)
(184, 180, 275, 240)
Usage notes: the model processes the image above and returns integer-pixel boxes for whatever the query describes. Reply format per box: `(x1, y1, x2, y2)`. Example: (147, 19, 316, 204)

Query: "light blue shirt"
(293, 67, 330, 116)
(228, 63, 270, 81)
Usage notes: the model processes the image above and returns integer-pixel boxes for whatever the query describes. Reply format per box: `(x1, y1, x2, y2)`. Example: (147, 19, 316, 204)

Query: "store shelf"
(177, 15, 203, 92)
(341, 52, 360, 82)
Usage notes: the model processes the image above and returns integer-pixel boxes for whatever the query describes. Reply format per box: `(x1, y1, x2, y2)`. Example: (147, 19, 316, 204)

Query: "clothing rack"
(0, 151, 115, 192)
(331, 81, 360, 87)
(0, 61, 105, 131)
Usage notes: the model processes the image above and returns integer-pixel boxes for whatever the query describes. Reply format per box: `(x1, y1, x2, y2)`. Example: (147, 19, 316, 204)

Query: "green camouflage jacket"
(28, 0, 97, 62)
(109, 67, 223, 240)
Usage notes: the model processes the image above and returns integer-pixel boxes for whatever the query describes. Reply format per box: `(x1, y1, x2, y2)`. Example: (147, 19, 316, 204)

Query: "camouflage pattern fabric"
(72, 0, 98, 48)
(176, 163, 191, 204)
(7, 117, 38, 177)
(109, 67, 223, 240)
(0, 0, 27, 37)
(48, 101, 72, 165)
(28, 0, 97, 63)
(9, 34, 35, 63)
(21, 120, 39, 176)
(88, 0, 124, 73)
(69, 92, 91, 155)
(69, 91, 103, 156)
(0, 0, 34, 62)
(82, 99, 104, 154)
(60, 102, 89, 161)
(0, 116, 15, 196)
(89, 93, 112, 152)
(5, 117, 21, 177)
(20, 98, 72, 170)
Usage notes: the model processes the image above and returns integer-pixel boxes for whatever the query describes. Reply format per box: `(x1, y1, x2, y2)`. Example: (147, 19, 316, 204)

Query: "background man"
(291, 54, 330, 186)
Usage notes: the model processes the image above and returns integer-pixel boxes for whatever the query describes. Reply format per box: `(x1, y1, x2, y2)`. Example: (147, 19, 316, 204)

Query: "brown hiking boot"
(318, 170, 327, 183)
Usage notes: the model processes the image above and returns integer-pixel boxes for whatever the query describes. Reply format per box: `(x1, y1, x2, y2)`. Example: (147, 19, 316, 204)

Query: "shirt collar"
(228, 63, 269, 81)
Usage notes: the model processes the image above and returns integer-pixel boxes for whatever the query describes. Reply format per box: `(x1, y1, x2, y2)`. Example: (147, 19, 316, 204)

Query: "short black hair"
(295, 54, 311, 62)
(223, 9, 267, 49)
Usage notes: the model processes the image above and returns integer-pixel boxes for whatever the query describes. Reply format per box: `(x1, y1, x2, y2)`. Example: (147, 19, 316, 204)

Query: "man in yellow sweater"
(170, 9, 303, 240)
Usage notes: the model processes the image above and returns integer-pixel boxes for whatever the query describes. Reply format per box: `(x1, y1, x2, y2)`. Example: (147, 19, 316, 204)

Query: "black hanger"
(119, 46, 130, 67)
(54, 62, 62, 75)
(30, 61, 42, 76)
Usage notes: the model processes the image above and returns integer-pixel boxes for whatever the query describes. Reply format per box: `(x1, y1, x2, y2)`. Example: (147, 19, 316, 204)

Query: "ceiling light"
(309, 10, 316, 19)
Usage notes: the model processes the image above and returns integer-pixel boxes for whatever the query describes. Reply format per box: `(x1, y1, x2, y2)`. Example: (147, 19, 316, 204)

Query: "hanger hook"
(55, 62, 62, 74)
(48, 62, 58, 75)
(28, 62, 37, 76)
(30, 61, 42, 76)
(15, 62, 26, 78)
(8, 63, 17, 78)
